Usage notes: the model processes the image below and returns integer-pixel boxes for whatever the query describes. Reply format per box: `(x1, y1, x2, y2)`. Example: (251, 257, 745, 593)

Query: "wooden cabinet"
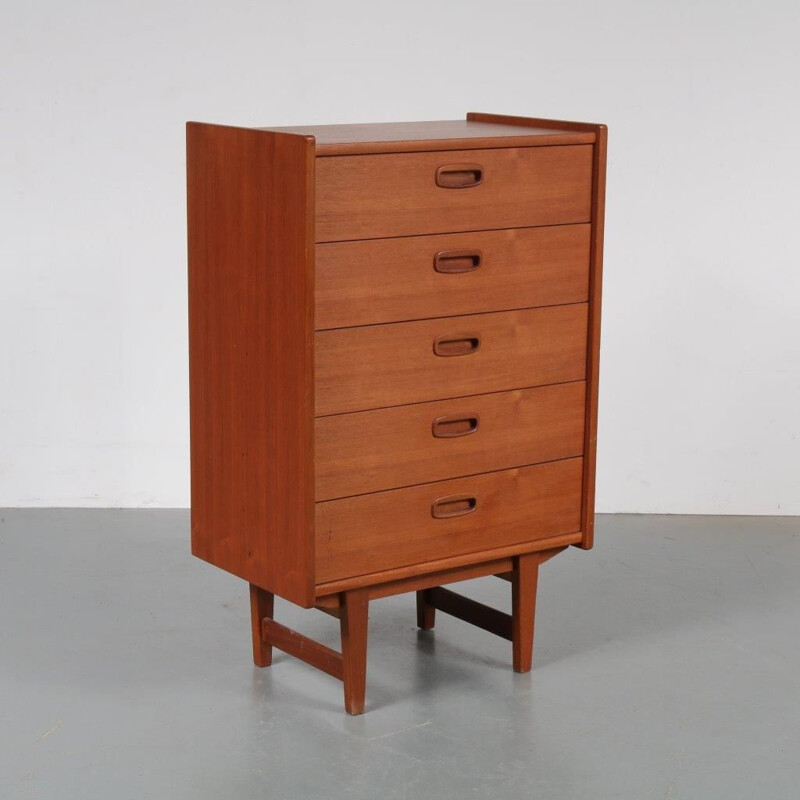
(187, 113, 607, 714)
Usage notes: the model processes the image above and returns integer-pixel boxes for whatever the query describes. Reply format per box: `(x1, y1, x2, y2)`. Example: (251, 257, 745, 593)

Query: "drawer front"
(316, 458, 583, 583)
(315, 224, 590, 330)
(315, 146, 593, 242)
(316, 381, 585, 500)
(315, 304, 587, 416)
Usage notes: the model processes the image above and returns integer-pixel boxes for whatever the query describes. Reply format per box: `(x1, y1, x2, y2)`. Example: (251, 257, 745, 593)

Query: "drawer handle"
(435, 164, 483, 189)
(432, 413, 480, 438)
(434, 249, 483, 274)
(431, 494, 478, 519)
(433, 334, 481, 357)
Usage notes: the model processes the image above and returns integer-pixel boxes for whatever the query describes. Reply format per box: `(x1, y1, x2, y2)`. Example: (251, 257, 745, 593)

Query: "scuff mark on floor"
(366, 720, 432, 741)
(34, 719, 62, 744)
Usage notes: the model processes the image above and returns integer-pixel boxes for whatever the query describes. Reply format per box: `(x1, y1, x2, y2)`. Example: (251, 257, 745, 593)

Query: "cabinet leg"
(416, 589, 436, 630)
(511, 553, 539, 673)
(249, 583, 274, 667)
(340, 589, 369, 715)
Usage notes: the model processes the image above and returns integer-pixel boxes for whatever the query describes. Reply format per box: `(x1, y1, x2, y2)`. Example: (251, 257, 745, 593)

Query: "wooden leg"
(250, 587, 366, 714)
(416, 589, 436, 630)
(340, 589, 369, 715)
(249, 583, 274, 667)
(511, 553, 539, 673)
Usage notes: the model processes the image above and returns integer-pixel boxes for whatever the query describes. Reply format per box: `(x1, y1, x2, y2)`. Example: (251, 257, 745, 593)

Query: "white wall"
(2, 0, 798, 512)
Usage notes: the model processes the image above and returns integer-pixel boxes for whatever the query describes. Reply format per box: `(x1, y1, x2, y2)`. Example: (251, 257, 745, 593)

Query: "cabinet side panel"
(187, 123, 315, 606)
(580, 125, 607, 548)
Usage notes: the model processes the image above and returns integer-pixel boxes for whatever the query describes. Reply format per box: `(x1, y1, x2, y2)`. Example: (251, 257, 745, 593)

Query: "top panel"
(259, 119, 596, 156)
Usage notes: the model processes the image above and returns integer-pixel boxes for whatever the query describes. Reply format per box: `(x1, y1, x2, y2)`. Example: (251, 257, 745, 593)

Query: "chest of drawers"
(187, 112, 607, 714)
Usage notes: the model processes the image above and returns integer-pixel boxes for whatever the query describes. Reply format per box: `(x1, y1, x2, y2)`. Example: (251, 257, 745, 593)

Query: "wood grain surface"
(315, 145, 592, 241)
(187, 122, 316, 606)
(315, 224, 590, 329)
(262, 118, 596, 155)
(581, 125, 608, 548)
(315, 458, 583, 584)
(511, 553, 539, 672)
(315, 382, 585, 500)
(469, 112, 607, 550)
(315, 304, 588, 416)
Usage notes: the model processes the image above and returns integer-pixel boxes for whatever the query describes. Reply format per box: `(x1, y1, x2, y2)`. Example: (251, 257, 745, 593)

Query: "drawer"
(315, 146, 593, 242)
(316, 381, 585, 500)
(316, 457, 583, 584)
(315, 224, 590, 330)
(315, 304, 587, 416)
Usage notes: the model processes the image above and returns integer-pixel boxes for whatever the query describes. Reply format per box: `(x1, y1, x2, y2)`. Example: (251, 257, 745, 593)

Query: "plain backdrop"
(2, 0, 799, 513)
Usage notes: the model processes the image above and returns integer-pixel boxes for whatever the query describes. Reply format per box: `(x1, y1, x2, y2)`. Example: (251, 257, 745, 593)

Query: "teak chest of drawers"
(187, 112, 607, 714)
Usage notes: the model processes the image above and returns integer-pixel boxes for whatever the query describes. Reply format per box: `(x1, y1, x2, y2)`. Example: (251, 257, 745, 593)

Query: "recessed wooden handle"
(431, 413, 480, 438)
(433, 249, 483, 274)
(435, 164, 483, 189)
(433, 334, 481, 357)
(431, 494, 477, 519)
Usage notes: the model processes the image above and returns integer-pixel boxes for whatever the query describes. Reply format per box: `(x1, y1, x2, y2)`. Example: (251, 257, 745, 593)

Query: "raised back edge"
(467, 111, 604, 134)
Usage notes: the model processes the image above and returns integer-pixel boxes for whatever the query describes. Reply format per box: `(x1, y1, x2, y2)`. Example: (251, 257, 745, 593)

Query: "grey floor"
(1, 512, 798, 799)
